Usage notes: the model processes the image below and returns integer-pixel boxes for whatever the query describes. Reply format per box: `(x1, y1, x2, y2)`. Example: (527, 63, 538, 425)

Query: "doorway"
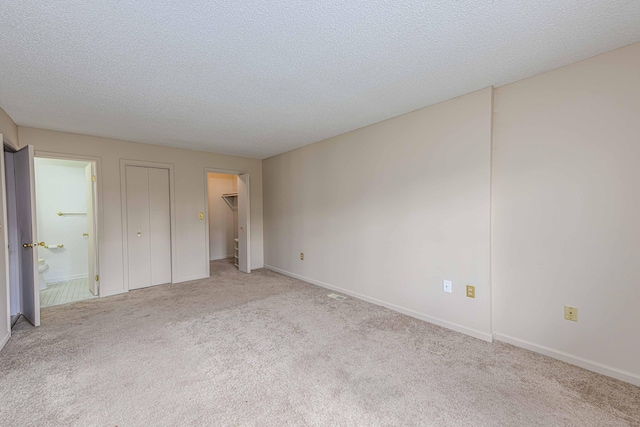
(32, 157, 99, 307)
(2, 149, 100, 330)
(205, 171, 250, 275)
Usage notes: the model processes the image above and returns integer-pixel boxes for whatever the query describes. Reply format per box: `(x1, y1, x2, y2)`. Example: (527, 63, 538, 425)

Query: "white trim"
(237, 173, 251, 273)
(1, 134, 12, 349)
(265, 265, 493, 343)
(120, 159, 177, 291)
(100, 289, 126, 298)
(3, 133, 19, 151)
(488, 86, 494, 337)
(493, 333, 640, 387)
(0, 330, 10, 352)
(175, 274, 209, 283)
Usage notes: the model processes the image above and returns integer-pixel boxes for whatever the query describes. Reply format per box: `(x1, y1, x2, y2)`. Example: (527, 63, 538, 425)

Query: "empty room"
(1, 1, 639, 426)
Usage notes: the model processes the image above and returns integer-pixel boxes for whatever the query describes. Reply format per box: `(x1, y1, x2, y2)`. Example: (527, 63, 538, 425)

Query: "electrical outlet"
(466, 285, 475, 298)
(300, 252, 304, 260)
(564, 306, 578, 322)
(443, 280, 452, 293)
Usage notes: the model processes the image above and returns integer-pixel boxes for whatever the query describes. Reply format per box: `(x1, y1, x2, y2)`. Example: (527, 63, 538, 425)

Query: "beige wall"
(263, 88, 493, 341)
(0, 106, 19, 148)
(19, 127, 263, 296)
(492, 42, 640, 383)
(263, 42, 640, 386)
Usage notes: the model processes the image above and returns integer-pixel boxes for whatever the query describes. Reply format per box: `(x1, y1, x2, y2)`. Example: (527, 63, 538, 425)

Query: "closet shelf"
(221, 193, 238, 210)
(234, 238, 239, 269)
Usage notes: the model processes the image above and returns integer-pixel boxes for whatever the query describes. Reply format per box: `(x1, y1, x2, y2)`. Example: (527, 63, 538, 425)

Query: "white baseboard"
(100, 289, 125, 298)
(0, 330, 10, 352)
(100, 274, 210, 298)
(265, 265, 639, 386)
(175, 274, 209, 283)
(493, 333, 640, 387)
(265, 265, 493, 343)
(210, 255, 234, 261)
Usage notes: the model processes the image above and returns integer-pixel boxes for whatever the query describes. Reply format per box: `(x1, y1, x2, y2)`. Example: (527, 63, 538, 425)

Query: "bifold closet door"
(148, 168, 171, 286)
(125, 166, 171, 290)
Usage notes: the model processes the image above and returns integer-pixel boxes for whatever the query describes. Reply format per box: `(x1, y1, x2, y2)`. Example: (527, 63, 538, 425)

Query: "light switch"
(466, 285, 475, 298)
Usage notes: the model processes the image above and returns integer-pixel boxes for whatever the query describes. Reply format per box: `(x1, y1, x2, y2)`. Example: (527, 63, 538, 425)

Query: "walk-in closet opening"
(205, 171, 250, 275)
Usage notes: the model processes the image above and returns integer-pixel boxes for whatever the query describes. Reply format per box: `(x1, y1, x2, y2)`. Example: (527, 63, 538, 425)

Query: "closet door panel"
(126, 166, 151, 290)
(148, 168, 171, 286)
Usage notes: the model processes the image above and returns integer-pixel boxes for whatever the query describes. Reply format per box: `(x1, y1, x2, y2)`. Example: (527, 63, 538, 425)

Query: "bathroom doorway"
(31, 157, 100, 308)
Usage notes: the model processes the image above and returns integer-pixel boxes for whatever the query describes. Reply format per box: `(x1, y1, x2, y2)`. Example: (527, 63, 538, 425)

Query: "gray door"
(14, 146, 40, 326)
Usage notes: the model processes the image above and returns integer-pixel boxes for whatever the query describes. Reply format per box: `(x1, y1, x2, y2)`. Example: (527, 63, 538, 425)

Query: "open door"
(85, 164, 98, 296)
(13, 145, 40, 326)
(237, 174, 250, 273)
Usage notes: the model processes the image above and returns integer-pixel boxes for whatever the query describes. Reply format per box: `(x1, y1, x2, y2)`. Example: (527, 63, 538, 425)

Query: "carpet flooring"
(1, 260, 639, 426)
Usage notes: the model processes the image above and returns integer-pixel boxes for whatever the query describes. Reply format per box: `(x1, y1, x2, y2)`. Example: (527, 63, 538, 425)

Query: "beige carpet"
(1, 260, 638, 426)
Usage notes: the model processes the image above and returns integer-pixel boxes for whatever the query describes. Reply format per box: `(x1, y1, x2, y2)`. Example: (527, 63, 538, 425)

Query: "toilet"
(38, 258, 49, 290)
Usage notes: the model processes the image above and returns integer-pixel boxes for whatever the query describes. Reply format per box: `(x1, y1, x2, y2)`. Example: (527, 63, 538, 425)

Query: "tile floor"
(39, 277, 97, 308)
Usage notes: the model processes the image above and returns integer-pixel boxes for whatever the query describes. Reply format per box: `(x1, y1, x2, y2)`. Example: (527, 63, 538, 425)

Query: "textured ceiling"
(1, 1, 640, 159)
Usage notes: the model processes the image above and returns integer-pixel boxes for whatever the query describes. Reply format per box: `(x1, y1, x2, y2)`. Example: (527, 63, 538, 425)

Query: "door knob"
(83, 233, 89, 237)
(23, 242, 45, 248)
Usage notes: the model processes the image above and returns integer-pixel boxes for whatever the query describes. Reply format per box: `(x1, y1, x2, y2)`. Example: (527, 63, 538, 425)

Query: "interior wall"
(208, 173, 237, 260)
(263, 88, 493, 341)
(18, 127, 264, 296)
(492, 42, 640, 383)
(34, 158, 89, 283)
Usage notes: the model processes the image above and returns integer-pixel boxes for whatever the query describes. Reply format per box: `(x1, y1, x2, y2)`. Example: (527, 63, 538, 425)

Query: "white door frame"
(34, 151, 103, 298)
(203, 168, 251, 274)
(0, 134, 15, 350)
(120, 159, 177, 291)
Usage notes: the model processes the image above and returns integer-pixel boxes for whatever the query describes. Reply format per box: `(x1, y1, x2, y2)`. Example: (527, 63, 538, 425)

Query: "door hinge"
(95, 275, 99, 282)
(92, 175, 97, 182)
